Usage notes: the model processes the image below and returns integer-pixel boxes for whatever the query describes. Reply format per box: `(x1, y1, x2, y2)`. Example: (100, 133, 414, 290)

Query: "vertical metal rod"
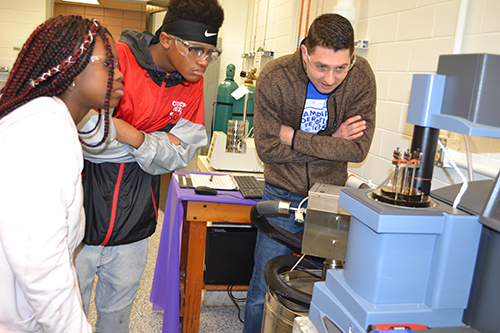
(409, 167, 416, 195)
(392, 148, 400, 193)
(393, 167, 399, 194)
(401, 168, 407, 194)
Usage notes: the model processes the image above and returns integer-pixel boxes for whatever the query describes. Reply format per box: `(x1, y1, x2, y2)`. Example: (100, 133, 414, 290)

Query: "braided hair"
(0, 15, 115, 147)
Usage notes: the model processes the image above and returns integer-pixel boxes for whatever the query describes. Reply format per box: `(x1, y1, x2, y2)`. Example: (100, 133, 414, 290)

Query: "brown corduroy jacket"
(253, 48, 377, 196)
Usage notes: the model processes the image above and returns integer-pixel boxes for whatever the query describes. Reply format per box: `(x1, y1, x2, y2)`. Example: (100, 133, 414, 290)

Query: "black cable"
(227, 284, 245, 323)
(228, 284, 247, 301)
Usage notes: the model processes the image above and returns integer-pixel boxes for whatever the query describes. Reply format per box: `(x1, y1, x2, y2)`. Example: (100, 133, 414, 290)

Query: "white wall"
(239, 0, 500, 190)
(0, 0, 50, 71)
(354, 0, 500, 189)
(217, 0, 249, 85)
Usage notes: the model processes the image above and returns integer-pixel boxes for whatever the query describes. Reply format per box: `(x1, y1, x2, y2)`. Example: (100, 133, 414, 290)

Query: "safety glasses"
(306, 52, 356, 75)
(170, 35, 222, 63)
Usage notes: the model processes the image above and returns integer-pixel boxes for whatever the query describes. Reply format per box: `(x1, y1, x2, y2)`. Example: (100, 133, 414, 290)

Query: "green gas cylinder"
(214, 64, 239, 133)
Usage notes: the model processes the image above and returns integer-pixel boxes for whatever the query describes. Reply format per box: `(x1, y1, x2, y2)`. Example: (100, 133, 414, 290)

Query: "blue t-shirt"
(300, 81, 330, 133)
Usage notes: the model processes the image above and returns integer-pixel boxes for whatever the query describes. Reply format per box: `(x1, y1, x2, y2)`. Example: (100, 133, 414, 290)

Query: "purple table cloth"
(150, 171, 259, 333)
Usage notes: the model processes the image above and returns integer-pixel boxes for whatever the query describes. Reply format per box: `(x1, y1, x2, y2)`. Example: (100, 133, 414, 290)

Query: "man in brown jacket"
(244, 13, 376, 332)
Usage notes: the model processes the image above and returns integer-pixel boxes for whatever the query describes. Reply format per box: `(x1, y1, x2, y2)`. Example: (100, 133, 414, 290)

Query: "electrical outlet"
(354, 40, 369, 49)
(445, 138, 461, 151)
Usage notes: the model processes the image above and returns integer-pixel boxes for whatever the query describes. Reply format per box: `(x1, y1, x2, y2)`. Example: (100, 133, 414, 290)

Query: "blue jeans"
(74, 238, 148, 333)
(243, 183, 306, 333)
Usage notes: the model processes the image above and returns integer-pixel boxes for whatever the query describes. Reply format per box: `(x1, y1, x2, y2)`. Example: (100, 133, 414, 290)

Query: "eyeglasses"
(170, 35, 222, 63)
(90, 55, 119, 68)
(306, 52, 356, 75)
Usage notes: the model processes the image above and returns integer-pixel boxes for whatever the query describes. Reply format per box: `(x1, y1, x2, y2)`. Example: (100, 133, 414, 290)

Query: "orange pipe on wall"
(297, 0, 305, 48)
(304, 0, 312, 36)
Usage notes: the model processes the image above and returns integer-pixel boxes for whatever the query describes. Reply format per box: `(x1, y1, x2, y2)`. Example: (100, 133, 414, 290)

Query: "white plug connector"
(294, 208, 305, 224)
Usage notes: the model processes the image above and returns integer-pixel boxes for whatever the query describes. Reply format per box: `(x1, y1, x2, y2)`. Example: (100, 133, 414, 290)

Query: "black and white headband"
(162, 19, 219, 46)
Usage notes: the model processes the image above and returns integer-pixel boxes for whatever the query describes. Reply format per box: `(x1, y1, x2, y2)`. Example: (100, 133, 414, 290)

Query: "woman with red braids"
(0, 15, 123, 332)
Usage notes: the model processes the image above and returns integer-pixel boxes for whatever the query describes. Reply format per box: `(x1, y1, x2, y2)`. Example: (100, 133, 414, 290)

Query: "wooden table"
(180, 200, 253, 332)
(150, 172, 260, 333)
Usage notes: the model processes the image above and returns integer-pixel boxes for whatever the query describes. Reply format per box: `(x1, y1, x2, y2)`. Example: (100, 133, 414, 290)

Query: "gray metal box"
(302, 183, 350, 261)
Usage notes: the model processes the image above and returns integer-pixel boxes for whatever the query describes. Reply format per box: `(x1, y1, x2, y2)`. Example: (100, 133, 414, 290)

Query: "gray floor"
(86, 173, 246, 332)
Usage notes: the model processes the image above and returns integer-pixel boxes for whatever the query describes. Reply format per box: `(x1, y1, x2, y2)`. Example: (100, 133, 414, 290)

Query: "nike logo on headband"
(204, 30, 217, 37)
